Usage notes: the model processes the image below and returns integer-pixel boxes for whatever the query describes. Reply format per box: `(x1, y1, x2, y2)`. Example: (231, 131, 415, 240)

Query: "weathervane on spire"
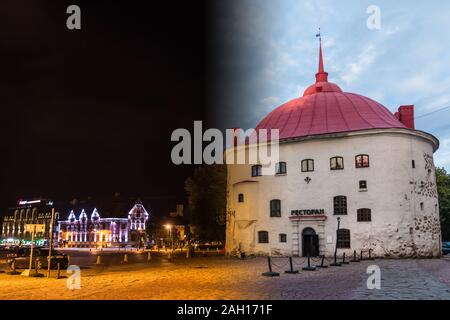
(316, 27, 321, 42)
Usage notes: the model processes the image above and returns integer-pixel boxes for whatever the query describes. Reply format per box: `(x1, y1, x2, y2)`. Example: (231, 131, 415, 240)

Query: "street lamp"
(330, 216, 342, 266)
(165, 224, 174, 252)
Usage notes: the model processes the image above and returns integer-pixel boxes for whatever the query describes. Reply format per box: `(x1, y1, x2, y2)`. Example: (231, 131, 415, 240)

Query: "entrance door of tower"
(302, 227, 319, 257)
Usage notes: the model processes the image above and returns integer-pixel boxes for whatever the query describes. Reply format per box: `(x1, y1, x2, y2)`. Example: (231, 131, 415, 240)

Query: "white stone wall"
(225, 129, 440, 258)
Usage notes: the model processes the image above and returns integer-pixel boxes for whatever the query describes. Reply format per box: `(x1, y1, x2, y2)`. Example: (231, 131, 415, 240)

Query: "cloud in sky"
(212, 0, 450, 170)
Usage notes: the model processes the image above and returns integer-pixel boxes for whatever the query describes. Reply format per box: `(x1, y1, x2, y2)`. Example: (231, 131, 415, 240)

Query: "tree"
(185, 164, 227, 242)
(436, 167, 450, 241)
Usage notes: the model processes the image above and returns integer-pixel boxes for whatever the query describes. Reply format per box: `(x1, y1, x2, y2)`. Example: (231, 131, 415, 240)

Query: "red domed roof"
(255, 39, 407, 141)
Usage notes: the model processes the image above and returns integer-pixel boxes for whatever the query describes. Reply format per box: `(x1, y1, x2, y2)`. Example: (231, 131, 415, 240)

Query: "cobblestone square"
(0, 251, 449, 300)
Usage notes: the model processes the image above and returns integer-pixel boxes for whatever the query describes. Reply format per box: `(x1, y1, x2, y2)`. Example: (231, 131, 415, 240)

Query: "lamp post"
(47, 208, 55, 278)
(330, 216, 342, 266)
(165, 224, 174, 252)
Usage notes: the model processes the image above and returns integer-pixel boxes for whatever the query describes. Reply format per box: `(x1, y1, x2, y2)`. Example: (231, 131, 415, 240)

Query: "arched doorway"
(302, 227, 319, 257)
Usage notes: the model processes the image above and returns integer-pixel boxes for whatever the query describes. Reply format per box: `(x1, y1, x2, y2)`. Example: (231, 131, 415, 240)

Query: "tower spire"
(315, 28, 328, 83)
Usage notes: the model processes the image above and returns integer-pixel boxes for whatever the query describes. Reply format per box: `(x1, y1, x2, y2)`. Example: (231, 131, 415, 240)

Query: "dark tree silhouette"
(185, 165, 227, 242)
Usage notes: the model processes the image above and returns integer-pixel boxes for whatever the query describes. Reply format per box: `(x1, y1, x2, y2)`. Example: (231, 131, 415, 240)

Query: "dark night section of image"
(0, 1, 213, 216)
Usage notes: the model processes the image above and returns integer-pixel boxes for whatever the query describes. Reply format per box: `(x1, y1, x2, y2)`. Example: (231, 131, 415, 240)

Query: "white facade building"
(225, 41, 441, 258)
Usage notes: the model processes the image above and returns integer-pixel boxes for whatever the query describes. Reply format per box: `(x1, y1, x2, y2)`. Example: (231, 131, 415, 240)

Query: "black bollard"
(302, 254, 316, 271)
(350, 250, 360, 262)
(262, 256, 280, 277)
(316, 255, 328, 268)
(6, 259, 21, 275)
(285, 256, 299, 274)
(342, 252, 349, 264)
(330, 251, 342, 266)
(30, 258, 44, 278)
(56, 262, 61, 279)
(360, 250, 364, 261)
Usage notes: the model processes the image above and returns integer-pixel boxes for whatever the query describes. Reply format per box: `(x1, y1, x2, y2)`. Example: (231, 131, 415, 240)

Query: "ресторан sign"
(291, 209, 325, 216)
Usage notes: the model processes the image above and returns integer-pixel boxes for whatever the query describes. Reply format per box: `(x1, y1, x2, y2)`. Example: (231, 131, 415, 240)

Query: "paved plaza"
(0, 251, 449, 300)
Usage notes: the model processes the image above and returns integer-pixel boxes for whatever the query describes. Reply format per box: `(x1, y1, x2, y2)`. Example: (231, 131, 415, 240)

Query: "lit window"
(275, 162, 287, 175)
(355, 154, 370, 168)
(333, 196, 347, 215)
(357, 208, 371, 222)
(270, 199, 281, 217)
(258, 231, 269, 243)
(238, 194, 244, 203)
(301, 159, 314, 172)
(251, 165, 262, 177)
(330, 157, 344, 170)
(279, 233, 287, 243)
(359, 180, 367, 190)
(337, 229, 350, 248)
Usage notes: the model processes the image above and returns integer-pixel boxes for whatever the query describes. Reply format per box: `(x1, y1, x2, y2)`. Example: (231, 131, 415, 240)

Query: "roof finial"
(315, 28, 328, 82)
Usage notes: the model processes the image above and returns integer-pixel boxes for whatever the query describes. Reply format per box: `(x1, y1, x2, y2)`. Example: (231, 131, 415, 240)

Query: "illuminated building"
(58, 201, 149, 248)
(0, 199, 59, 246)
(128, 201, 150, 244)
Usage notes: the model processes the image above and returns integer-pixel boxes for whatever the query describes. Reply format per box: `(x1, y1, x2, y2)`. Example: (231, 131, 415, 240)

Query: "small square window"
(238, 194, 244, 203)
(357, 208, 371, 222)
(359, 180, 367, 190)
(279, 233, 287, 243)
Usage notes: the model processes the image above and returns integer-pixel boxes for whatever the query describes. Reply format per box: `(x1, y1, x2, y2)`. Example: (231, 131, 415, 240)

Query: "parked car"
(6, 247, 68, 270)
(443, 242, 450, 255)
(0, 247, 15, 264)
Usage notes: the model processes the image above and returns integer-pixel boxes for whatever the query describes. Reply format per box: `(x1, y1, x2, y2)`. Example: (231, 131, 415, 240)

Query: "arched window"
(337, 229, 350, 248)
(275, 162, 287, 174)
(333, 196, 347, 215)
(330, 156, 344, 170)
(355, 154, 369, 168)
(357, 208, 371, 222)
(258, 231, 269, 243)
(32, 208, 38, 220)
(279, 233, 287, 243)
(25, 209, 31, 220)
(251, 165, 262, 177)
(270, 199, 281, 217)
(238, 193, 244, 203)
(301, 159, 314, 172)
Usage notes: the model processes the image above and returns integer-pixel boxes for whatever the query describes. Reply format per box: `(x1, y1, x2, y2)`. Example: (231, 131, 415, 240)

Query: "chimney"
(395, 105, 415, 129)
